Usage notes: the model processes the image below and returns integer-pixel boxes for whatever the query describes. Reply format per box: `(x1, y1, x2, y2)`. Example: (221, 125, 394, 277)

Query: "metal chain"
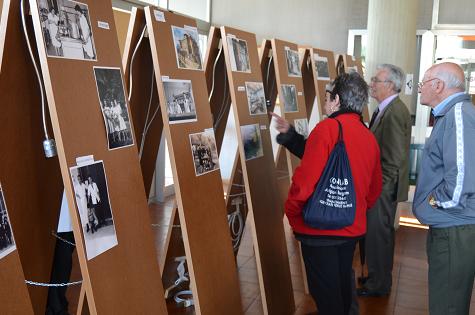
(51, 231, 76, 247)
(151, 224, 181, 228)
(25, 280, 83, 287)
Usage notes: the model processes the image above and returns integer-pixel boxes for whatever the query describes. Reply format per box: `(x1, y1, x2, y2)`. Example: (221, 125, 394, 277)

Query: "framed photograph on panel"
(285, 48, 301, 77)
(240, 124, 264, 161)
(93, 67, 134, 150)
(162, 78, 198, 124)
(36, 0, 97, 60)
(281, 84, 298, 113)
(294, 118, 309, 138)
(171, 25, 203, 70)
(314, 54, 330, 80)
(0, 183, 16, 260)
(189, 129, 220, 176)
(70, 161, 118, 260)
(245, 82, 267, 115)
(226, 35, 251, 73)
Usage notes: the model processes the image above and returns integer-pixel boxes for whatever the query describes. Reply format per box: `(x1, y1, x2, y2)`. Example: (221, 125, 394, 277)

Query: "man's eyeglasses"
(370, 77, 390, 84)
(418, 77, 439, 89)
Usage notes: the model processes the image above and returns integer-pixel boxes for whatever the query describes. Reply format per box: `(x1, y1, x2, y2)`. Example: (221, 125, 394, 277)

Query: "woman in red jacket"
(285, 72, 382, 315)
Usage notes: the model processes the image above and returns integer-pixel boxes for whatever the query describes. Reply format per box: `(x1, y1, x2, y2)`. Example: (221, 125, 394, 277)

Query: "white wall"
(211, 0, 434, 53)
(211, 0, 360, 54)
(439, 0, 475, 25)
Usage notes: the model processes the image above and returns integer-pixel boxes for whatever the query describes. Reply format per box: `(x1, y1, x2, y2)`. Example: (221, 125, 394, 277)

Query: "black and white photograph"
(94, 67, 134, 150)
(294, 118, 309, 138)
(347, 66, 358, 74)
(163, 79, 197, 124)
(0, 184, 16, 260)
(241, 124, 264, 161)
(281, 84, 299, 113)
(189, 129, 220, 176)
(314, 54, 330, 80)
(70, 161, 118, 261)
(172, 25, 203, 70)
(245, 82, 267, 115)
(37, 0, 96, 60)
(286, 48, 301, 77)
(227, 36, 251, 73)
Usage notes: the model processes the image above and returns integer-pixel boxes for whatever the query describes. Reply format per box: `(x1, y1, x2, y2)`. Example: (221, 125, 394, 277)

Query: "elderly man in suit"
(357, 64, 411, 297)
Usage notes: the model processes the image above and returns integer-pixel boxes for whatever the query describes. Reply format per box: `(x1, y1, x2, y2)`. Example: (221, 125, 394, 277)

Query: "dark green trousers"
(427, 224, 475, 315)
(364, 189, 397, 293)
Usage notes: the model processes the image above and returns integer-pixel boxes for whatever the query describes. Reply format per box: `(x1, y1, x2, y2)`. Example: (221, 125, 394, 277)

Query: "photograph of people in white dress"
(37, 0, 96, 60)
(93, 67, 134, 150)
(0, 184, 16, 260)
(70, 161, 118, 260)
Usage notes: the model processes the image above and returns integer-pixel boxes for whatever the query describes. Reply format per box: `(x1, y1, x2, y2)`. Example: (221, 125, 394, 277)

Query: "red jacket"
(285, 113, 382, 238)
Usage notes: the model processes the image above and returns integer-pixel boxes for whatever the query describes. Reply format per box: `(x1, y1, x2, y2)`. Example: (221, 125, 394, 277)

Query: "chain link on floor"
(25, 280, 83, 287)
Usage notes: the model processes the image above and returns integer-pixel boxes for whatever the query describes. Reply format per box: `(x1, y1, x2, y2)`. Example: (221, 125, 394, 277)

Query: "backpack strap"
(331, 118, 343, 142)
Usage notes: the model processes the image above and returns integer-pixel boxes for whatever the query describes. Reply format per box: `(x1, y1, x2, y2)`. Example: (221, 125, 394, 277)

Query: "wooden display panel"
(122, 13, 190, 309)
(270, 39, 308, 177)
(298, 47, 316, 121)
(28, 1, 167, 313)
(344, 55, 369, 122)
(266, 39, 311, 295)
(122, 7, 162, 197)
(204, 26, 248, 252)
(259, 39, 278, 115)
(144, 7, 242, 314)
(220, 26, 295, 315)
(309, 48, 337, 121)
(0, 0, 62, 313)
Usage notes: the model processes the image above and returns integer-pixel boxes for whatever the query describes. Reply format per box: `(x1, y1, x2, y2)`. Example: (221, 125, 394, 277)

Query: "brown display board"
(344, 55, 369, 122)
(0, 0, 62, 313)
(270, 39, 308, 178)
(220, 26, 295, 315)
(144, 7, 242, 314)
(122, 7, 162, 196)
(267, 39, 311, 295)
(259, 39, 278, 115)
(28, 0, 167, 313)
(309, 48, 337, 121)
(204, 26, 248, 253)
(298, 47, 316, 121)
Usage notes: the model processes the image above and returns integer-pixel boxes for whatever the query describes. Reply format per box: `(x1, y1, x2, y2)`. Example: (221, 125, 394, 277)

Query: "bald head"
(419, 62, 466, 108)
(431, 62, 465, 91)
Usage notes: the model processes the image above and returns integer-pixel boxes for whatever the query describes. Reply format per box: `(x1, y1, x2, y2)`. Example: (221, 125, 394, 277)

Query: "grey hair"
(434, 70, 466, 91)
(377, 64, 405, 93)
(328, 72, 368, 114)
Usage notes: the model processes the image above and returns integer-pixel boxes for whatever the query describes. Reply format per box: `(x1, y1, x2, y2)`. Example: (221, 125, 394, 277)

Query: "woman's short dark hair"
(328, 72, 368, 114)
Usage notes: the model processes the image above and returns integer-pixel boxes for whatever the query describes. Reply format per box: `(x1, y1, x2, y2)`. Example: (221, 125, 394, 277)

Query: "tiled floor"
(67, 201, 475, 314)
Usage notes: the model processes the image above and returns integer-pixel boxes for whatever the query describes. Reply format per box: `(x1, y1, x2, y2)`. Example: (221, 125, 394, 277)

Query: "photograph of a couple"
(70, 161, 118, 260)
